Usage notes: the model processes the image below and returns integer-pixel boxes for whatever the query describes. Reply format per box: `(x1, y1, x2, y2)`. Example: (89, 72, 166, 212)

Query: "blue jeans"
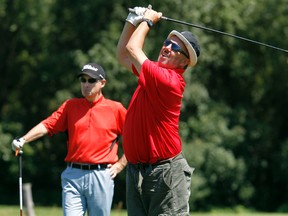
(61, 166, 114, 216)
(126, 153, 194, 216)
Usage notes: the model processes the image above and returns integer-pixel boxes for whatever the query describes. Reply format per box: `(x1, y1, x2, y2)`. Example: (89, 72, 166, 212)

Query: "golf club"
(16, 148, 23, 216)
(128, 8, 288, 54)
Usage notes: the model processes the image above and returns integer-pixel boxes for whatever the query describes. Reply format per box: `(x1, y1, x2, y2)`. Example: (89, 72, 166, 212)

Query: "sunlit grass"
(0, 205, 288, 216)
(0, 205, 126, 216)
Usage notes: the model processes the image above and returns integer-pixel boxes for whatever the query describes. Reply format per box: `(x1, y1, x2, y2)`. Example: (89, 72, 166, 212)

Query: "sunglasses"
(163, 39, 189, 59)
(79, 77, 98, 84)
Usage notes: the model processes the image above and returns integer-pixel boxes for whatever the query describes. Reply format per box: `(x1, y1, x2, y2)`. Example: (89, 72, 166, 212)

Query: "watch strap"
(142, 18, 153, 28)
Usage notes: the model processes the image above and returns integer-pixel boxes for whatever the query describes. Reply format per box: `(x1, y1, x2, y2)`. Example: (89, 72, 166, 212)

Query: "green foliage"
(1, 0, 288, 212)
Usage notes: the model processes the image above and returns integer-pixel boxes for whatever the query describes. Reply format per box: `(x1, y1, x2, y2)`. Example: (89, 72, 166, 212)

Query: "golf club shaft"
(128, 8, 287, 53)
(18, 149, 23, 216)
(161, 16, 288, 53)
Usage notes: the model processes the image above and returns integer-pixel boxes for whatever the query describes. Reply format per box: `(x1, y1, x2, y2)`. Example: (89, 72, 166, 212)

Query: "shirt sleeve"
(41, 100, 69, 136)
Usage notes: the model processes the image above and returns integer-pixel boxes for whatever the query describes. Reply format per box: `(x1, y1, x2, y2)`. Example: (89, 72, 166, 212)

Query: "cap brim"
(77, 71, 105, 80)
(168, 30, 198, 67)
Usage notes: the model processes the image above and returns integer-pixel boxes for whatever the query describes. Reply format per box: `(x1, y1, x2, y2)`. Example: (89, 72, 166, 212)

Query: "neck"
(85, 92, 102, 103)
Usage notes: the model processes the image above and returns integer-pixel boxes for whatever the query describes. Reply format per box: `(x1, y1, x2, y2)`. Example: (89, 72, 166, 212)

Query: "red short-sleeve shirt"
(42, 96, 126, 164)
(123, 59, 185, 164)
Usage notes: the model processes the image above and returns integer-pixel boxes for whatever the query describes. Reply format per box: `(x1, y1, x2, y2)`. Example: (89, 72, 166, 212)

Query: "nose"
(163, 44, 172, 53)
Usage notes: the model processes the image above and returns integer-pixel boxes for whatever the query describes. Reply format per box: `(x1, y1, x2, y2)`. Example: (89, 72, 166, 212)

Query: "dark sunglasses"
(163, 39, 189, 59)
(79, 77, 98, 84)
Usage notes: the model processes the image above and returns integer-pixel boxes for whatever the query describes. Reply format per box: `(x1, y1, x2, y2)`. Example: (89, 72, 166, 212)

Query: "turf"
(1, 205, 288, 216)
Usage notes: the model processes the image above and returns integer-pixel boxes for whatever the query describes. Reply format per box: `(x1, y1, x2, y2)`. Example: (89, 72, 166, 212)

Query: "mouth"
(161, 50, 169, 58)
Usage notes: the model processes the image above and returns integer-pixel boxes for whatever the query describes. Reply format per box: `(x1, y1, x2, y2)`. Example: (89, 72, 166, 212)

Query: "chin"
(158, 58, 168, 67)
(158, 61, 174, 69)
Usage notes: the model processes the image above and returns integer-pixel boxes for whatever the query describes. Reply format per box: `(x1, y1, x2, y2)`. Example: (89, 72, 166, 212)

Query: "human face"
(158, 36, 190, 69)
(163, 39, 189, 59)
(79, 75, 105, 101)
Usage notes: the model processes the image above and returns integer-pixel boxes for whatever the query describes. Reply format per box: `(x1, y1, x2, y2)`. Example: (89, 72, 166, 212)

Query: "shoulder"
(102, 99, 127, 117)
(104, 98, 126, 110)
(61, 98, 85, 108)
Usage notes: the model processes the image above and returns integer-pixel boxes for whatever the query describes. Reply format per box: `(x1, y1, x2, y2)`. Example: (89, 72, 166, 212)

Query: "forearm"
(126, 22, 150, 71)
(117, 154, 127, 169)
(116, 22, 136, 71)
(109, 154, 127, 178)
(22, 123, 48, 143)
(124, 9, 162, 72)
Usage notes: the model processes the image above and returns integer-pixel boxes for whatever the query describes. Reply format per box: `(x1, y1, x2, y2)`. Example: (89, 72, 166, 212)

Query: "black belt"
(67, 162, 108, 170)
(133, 153, 184, 170)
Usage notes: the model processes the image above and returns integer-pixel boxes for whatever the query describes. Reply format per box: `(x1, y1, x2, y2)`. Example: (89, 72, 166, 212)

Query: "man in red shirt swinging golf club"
(117, 5, 200, 216)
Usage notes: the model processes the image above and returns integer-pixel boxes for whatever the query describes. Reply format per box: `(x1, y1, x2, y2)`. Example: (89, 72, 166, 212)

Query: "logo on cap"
(82, 64, 99, 72)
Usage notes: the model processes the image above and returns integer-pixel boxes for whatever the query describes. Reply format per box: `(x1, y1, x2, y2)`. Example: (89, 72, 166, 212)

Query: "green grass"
(1, 205, 288, 216)
(0, 205, 126, 216)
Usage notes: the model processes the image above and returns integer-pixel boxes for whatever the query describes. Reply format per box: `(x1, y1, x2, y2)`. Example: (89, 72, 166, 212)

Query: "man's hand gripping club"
(126, 5, 152, 26)
(11, 137, 25, 155)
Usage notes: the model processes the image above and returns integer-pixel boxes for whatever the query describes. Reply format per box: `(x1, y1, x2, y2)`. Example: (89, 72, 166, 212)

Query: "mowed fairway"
(1, 205, 288, 216)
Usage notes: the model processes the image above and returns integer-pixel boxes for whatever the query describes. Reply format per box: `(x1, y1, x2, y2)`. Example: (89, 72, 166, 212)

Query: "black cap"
(77, 63, 106, 80)
(181, 31, 200, 57)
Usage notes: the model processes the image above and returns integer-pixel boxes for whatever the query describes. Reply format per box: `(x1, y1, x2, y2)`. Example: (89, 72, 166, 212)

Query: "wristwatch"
(142, 18, 153, 28)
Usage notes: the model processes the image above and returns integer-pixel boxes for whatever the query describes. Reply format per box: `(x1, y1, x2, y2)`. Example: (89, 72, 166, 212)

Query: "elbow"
(125, 44, 132, 55)
(125, 43, 137, 59)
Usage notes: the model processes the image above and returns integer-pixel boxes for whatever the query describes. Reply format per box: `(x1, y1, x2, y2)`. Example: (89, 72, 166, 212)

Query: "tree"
(1, 0, 288, 211)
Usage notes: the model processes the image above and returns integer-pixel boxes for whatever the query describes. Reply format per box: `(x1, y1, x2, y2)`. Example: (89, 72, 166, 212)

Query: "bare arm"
(125, 21, 150, 73)
(108, 154, 127, 179)
(22, 122, 48, 143)
(116, 9, 162, 74)
(126, 9, 162, 73)
(116, 22, 136, 72)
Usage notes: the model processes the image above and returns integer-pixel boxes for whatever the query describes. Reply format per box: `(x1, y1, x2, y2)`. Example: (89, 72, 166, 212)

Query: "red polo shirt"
(123, 59, 185, 164)
(42, 96, 126, 164)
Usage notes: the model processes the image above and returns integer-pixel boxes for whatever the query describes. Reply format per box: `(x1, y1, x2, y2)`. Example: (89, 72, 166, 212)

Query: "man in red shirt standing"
(11, 63, 127, 216)
(117, 6, 200, 216)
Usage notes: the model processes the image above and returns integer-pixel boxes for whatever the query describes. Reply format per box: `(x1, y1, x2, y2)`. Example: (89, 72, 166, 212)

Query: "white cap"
(168, 30, 200, 67)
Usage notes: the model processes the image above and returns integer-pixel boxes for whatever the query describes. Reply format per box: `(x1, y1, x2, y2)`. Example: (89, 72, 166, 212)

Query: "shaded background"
(1, 0, 288, 212)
